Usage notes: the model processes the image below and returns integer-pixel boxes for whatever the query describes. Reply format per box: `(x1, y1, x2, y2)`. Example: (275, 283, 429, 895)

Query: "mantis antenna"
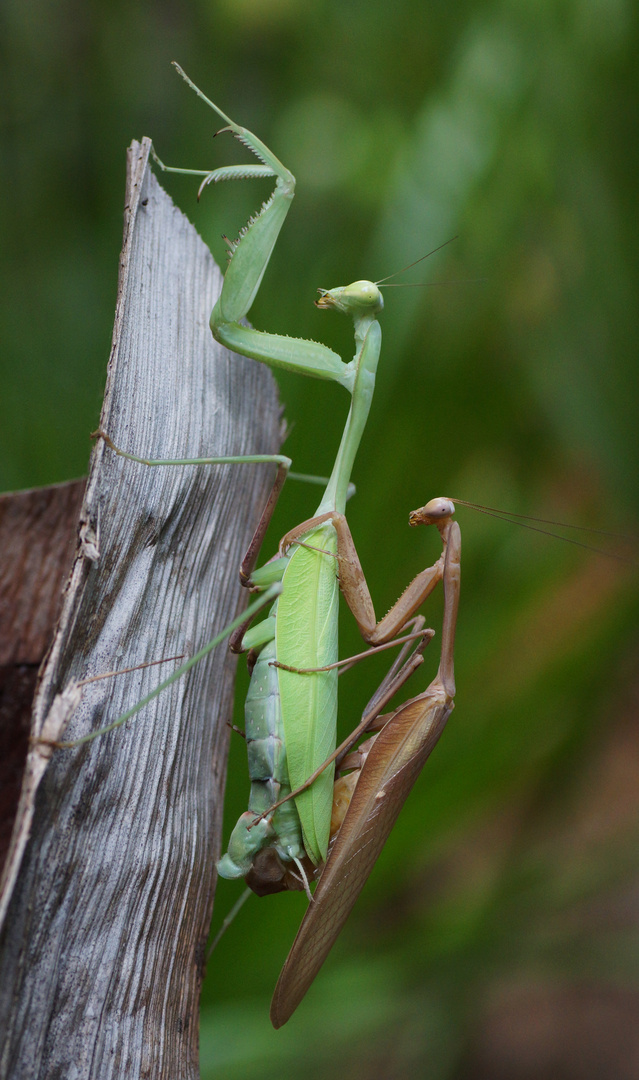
(451, 498, 637, 564)
(374, 236, 459, 286)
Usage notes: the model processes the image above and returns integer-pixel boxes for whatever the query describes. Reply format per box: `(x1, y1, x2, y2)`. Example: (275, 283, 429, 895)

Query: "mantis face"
(315, 280, 384, 316)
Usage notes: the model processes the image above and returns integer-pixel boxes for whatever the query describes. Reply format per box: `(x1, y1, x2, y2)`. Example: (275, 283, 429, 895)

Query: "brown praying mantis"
(268, 497, 460, 1026)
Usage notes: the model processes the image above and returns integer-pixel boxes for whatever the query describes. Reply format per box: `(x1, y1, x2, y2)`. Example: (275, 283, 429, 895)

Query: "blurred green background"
(2, 0, 638, 1076)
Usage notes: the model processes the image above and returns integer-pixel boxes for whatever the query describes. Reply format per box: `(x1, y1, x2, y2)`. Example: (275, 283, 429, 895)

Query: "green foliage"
(3, 0, 638, 1074)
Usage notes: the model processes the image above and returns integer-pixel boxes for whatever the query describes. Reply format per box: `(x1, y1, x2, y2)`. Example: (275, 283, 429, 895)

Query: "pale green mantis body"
(95, 65, 462, 1017)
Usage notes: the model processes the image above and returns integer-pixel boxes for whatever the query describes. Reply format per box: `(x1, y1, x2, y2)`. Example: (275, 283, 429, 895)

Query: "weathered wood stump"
(0, 139, 282, 1079)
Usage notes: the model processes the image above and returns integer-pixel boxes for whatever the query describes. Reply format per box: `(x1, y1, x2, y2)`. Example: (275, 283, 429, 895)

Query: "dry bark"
(0, 139, 282, 1079)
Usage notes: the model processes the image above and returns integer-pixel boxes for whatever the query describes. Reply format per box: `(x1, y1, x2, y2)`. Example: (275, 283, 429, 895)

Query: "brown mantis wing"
(270, 676, 454, 1027)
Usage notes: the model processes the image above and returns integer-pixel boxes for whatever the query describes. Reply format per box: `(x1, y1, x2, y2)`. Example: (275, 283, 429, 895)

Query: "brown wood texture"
(0, 140, 282, 1079)
(0, 479, 86, 871)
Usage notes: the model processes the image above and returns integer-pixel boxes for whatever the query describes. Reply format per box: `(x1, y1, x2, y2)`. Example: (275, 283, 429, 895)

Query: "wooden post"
(0, 140, 282, 1078)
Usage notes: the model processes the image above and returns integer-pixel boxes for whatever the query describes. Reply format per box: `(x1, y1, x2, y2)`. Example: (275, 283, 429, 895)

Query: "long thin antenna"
(375, 236, 458, 286)
(380, 278, 487, 288)
(452, 498, 636, 565)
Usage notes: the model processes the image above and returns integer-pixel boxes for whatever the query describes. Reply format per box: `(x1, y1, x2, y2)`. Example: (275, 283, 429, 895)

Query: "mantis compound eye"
(346, 280, 384, 311)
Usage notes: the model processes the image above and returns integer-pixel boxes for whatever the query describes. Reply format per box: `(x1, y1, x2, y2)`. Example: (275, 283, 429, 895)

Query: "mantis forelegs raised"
(279, 497, 456, 649)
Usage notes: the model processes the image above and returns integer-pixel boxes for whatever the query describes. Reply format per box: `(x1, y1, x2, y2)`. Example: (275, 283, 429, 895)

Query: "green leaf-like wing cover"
(276, 523, 339, 865)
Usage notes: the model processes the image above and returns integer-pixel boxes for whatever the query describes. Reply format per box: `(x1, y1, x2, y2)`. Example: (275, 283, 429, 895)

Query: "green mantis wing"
(276, 522, 339, 866)
(270, 678, 454, 1028)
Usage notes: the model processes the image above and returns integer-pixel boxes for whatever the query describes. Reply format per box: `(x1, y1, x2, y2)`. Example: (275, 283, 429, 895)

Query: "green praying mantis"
(84, 65, 462, 1026)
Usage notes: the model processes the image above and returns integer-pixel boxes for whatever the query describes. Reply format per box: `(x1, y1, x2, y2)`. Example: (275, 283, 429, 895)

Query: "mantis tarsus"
(89, 64, 462, 1024)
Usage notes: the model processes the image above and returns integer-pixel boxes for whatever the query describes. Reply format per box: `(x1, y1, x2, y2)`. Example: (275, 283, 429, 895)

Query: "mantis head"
(315, 280, 384, 316)
(409, 497, 456, 528)
(314, 238, 459, 318)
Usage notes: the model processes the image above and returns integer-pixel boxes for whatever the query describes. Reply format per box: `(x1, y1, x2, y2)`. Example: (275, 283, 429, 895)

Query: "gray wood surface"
(0, 139, 282, 1079)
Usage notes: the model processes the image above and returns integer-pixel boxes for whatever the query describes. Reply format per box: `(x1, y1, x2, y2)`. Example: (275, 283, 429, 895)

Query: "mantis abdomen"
(217, 635, 307, 886)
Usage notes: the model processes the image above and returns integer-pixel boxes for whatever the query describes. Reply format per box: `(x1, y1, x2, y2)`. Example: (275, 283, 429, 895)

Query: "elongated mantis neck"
(315, 312, 381, 517)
